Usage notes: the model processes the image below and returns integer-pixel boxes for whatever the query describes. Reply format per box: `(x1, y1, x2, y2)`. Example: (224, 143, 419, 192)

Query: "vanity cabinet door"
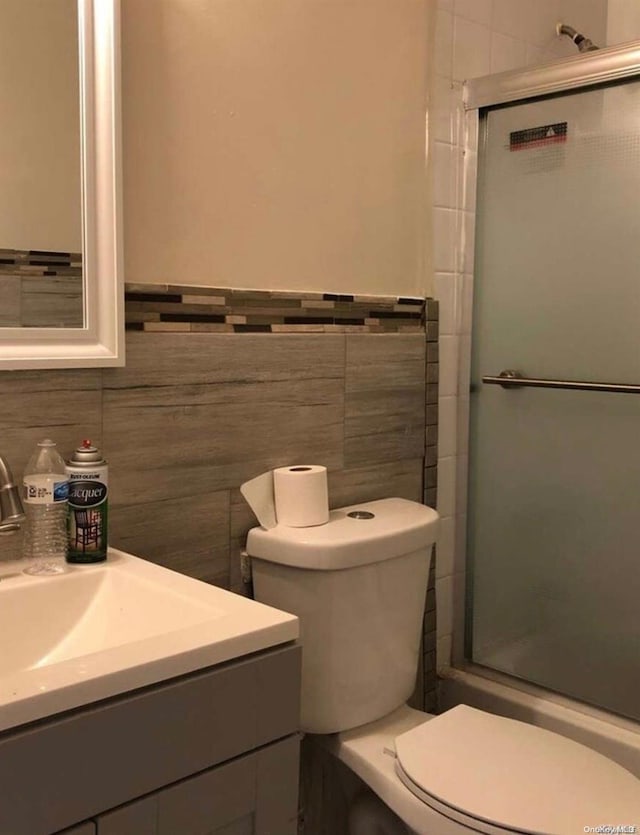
(96, 735, 299, 835)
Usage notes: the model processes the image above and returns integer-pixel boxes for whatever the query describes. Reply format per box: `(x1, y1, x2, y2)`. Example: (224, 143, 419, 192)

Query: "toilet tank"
(246, 497, 439, 734)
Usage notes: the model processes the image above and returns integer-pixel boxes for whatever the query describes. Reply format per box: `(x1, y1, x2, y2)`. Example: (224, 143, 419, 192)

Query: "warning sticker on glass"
(510, 122, 567, 151)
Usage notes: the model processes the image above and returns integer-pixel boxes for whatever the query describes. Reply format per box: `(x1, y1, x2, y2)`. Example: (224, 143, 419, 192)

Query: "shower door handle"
(482, 369, 640, 394)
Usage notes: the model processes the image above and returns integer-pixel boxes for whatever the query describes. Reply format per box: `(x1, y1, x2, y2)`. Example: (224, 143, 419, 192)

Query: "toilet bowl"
(246, 498, 640, 834)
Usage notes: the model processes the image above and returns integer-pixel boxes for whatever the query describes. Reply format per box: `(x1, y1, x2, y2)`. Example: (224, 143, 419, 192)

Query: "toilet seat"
(394, 705, 640, 834)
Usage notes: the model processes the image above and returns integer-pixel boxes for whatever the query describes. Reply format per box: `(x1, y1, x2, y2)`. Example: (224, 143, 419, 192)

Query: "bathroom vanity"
(1, 644, 300, 835)
(0, 551, 301, 835)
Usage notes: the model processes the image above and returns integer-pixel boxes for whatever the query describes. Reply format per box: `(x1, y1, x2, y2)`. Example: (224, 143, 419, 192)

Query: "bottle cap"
(70, 440, 104, 465)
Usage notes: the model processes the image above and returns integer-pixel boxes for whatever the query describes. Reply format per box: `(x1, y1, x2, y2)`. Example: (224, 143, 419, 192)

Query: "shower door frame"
(453, 38, 640, 679)
(464, 38, 640, 110)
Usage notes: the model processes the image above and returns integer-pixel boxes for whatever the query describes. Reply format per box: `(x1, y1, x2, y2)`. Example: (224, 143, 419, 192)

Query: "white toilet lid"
(394, 705, 640, 834)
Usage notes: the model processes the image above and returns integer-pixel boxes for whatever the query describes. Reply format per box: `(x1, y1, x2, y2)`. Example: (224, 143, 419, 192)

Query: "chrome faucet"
(0, 454, 25, 534)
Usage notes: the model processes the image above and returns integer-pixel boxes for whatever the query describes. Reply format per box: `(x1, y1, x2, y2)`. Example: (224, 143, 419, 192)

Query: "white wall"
(0, 0, 81, 252)
(431, 0, 609, 670)
(122, 0, 432, 297)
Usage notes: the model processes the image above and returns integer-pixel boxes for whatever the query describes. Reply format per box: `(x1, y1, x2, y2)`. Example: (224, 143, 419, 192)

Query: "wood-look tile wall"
(0, 249, 83, 328)
(0, 298, 438, 709)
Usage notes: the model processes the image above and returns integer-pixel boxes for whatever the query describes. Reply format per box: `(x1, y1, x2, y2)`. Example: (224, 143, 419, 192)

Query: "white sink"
(0, 549, 298, 732)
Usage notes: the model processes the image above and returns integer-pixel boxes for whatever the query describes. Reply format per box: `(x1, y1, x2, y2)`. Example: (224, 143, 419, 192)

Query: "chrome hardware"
(0, 523, 21, 536)
(347, 511, 376, 520)
(482, 370, 640, 394)
(465, 40, 640, 111)
(492, 369, 525, 388)
(0, 454, 25, 534)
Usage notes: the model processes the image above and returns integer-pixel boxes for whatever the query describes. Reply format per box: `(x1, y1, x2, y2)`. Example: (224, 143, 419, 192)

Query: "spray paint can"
(66, 440, 108, 563)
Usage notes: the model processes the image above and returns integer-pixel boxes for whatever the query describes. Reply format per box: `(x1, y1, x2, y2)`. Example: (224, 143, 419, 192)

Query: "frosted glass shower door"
(469, 79, 640, 721)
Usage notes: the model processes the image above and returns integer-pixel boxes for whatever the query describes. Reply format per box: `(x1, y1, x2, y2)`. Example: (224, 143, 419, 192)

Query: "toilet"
(247, 497, 640, 834)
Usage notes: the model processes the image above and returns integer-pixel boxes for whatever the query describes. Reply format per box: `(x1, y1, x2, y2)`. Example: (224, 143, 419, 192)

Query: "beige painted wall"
(0, 0, 81, 252)
(122, 0, 433, 296)
(607, 0, 640, 44)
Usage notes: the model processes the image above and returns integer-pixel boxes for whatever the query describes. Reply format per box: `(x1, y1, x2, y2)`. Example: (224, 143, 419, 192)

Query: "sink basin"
(0, 549, 298, 732)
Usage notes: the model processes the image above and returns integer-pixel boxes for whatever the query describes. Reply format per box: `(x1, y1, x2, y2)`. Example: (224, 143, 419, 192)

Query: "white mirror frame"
(0, 0, 123, 370)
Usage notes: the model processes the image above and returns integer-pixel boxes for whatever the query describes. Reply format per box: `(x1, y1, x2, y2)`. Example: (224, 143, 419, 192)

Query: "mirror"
(0, 0, 82, 329)
(0, 0, 123, 369)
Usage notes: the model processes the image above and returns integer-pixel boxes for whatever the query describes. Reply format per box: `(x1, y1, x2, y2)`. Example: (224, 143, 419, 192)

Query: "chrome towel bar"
(482, 369, 640, 394)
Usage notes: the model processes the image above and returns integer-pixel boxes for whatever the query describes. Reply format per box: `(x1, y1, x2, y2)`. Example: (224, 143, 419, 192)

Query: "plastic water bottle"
(22, 439, 69, 575)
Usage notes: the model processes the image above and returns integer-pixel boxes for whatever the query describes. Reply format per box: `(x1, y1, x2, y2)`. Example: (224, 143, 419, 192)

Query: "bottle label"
(68, 479, 107, 507)
(24, 475, 69, 504)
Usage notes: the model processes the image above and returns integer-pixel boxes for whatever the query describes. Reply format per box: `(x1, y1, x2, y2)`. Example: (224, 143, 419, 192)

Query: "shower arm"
(557, 22, 599, 53)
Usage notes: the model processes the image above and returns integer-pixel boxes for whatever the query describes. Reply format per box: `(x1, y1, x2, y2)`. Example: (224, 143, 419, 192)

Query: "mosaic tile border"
(424, 315, 439, 511)
(0, 248, 82, 278)
(125, 283, 429, 334)
(422, 298, 439, 711)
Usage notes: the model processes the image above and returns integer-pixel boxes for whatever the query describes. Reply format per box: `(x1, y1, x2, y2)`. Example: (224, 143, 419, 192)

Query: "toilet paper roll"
(273, 465, 329, 527)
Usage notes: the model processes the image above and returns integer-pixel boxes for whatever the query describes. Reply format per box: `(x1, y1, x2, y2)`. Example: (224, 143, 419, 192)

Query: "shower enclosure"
(465, 43, 640, 723)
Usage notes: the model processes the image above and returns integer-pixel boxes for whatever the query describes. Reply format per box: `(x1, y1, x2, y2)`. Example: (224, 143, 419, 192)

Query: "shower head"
(556, 22, 599, 52)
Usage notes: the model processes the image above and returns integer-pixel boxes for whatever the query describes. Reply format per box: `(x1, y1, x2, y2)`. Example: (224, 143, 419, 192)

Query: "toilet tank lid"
(246, 498, 439, 570)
